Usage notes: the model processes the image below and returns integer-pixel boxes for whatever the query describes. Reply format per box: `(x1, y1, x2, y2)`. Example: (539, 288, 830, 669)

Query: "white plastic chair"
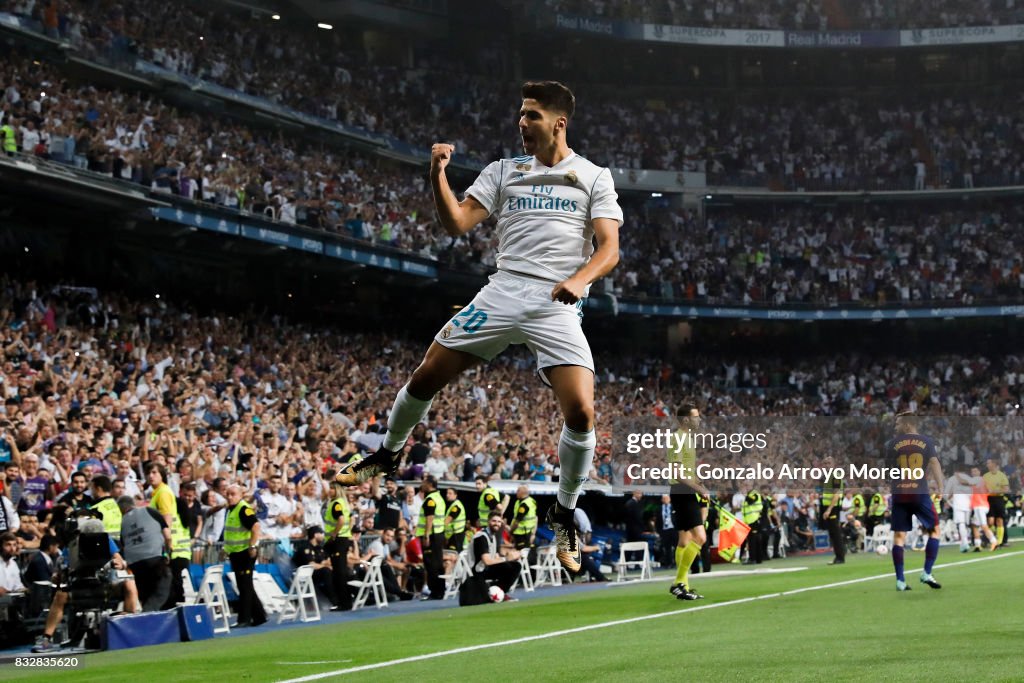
(193, 565, 231, 634)
(348, 556, 388, 610)
(441, 550, 473, 600)
(865, 523, 892, 552)
(615, 542, 653, 582)
(531, 545, 564, 587)
(253, 572, 288, 615)
(181, 568, 197, 604)
(511, 547, 534, 593)
(277, 565, 321, 623)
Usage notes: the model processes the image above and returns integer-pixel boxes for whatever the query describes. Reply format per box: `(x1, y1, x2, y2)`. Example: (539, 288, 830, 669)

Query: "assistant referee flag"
(716, 504, 750, 562)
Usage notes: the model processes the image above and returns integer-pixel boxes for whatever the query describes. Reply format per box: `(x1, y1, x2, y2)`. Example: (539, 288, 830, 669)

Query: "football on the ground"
(488, 585, 505, 602)
(876, 544, 889, 556)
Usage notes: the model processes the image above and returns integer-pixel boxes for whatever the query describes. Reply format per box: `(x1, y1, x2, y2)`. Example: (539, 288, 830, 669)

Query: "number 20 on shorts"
(452, 303, 488, 333)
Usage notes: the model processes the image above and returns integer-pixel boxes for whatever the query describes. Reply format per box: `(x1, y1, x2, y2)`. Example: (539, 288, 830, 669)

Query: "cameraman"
(118, 497, 172, 612)
(32, 518, 139, 653)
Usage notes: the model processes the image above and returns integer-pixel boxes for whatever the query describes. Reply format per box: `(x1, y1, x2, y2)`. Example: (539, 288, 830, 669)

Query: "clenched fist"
(430, 143, 454, 176)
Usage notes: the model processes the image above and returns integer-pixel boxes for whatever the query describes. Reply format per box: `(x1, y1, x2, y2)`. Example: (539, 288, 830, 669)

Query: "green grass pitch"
(9, 550, 1022, 682)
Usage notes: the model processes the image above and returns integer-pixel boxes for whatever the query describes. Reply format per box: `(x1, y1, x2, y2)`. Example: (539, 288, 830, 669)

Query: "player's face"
(518, 99, 563, 155)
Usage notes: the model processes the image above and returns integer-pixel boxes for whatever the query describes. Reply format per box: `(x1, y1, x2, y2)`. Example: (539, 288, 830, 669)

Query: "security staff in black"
(509, 484, 538, 551)
(741, 488, 764, 564)
(322, 480, 354, 611)
(867, 491, 887, 536)
(444, 488, 467, 552)
(761, 488, 780, 561)
(223, 484, 267, 626)
(475, 476, 506, 527)
(118, 496, 172, 611)
(417, 475, 446, 600)
(820, 456, 846, 565)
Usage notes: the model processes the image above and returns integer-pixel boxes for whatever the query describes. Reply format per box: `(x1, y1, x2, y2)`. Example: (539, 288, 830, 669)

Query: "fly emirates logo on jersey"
(505, 180, 581, 214)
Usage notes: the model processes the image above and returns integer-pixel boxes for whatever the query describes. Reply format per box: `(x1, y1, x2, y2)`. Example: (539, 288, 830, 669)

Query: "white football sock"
(957, 522, 969, 550)
(556, 424, 596, 510)
(382, 384, 433, 452)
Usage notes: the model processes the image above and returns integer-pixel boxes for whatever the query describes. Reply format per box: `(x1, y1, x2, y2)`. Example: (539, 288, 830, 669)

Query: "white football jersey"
(465, 150, 623, 285)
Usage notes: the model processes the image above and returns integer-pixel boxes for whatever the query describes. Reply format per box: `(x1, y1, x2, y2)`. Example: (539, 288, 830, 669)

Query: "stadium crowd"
(6, 50, 1024, 305)
(617, 202, 1024, 304)
(538, 0, 1024, 29)
(2, 275, 1024, 498)
(5, 2, 1024, 190)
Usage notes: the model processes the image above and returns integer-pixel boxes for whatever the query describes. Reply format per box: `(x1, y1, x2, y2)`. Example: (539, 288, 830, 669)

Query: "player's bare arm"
(430, 143, 490, 236)
(551, 217, 619, 304)
(928, 456, 944, 493)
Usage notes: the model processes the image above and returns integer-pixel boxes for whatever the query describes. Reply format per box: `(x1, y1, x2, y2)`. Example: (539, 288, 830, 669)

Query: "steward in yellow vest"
(444, 489, 467, 552)
(224, 484, 267, 625)
(323, 480, 354, 611)
(509, 484, 537, 550)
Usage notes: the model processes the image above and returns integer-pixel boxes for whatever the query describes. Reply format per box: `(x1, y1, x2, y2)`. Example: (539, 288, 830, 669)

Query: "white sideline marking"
(276, 661, 353, 666)
(276, 551, 1023, 682)
(605, 566, 809, 587)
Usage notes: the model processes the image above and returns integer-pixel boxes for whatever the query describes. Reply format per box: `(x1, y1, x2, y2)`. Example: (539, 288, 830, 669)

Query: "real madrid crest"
(441, 324, 453, 339)
(515, 163, 532, 171)
(565, 170, 578, 185)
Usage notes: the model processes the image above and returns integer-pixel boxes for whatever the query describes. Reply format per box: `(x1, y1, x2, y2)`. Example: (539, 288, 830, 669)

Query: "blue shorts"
(891, 494, 937, 532)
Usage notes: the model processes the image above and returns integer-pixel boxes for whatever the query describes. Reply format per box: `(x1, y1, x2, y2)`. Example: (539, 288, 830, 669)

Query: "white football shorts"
(434, 270, 594, 382)
(952, 508, 970, 525)
(971, 507, 989, 526)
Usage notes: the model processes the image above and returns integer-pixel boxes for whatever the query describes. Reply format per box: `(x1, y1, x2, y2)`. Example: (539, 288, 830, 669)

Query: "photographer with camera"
(32, 516, 139, 653)
(118, 496, 172, 612)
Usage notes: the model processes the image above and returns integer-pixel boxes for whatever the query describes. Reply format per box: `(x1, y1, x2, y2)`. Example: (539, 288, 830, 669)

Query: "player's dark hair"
(489, 510, 504, 520)
(676, 402, 698, 418)
(91, 475, 112, 493)
(521, 81, 575, 121)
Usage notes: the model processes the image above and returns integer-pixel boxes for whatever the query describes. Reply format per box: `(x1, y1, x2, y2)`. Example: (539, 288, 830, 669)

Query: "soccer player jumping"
(335, 81, 623, 574)
(886, 413, 944, 591)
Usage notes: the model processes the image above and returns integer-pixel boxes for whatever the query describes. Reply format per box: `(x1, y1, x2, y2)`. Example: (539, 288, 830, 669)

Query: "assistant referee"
(668, 402, 708, 601)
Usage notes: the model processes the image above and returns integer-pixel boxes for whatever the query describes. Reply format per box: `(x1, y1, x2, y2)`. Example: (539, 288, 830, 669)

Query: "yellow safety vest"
(322, 496, 352, 539)
(821, 476, 844, 506)
(170, 516, 191, 560)
(869, 493, 887, 517)
(224, 500, 255, 554)
(445, 500, 466, 539)
(511, 496, 537, 536)
(91, 497, 123, 535)
(150, 484, 189, 559)
(742, 492, 763, 524)
(477, 486, 500, 524)
(851, 494, 866, 517)
(931, 494, 943, 515)
(0, 125, 16, 153)
(416, 491, 446, 536)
